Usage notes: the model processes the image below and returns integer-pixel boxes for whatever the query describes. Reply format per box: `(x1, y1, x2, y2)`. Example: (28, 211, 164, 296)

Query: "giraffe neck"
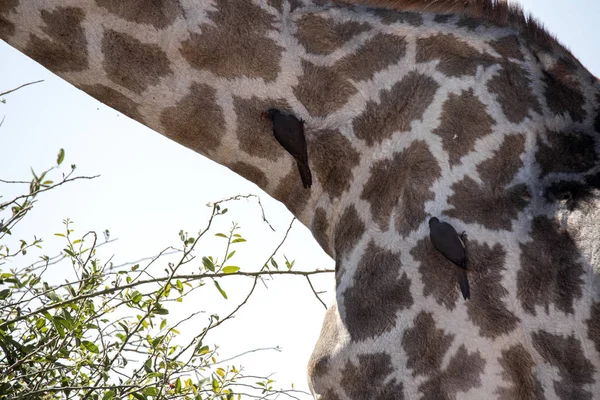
(0, 0, 330, 232)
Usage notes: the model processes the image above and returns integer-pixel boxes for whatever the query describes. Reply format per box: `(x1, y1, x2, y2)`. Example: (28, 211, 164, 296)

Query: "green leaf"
(143, 387, 159, 397)
(176, 280, 183, 291)
(175, 377, 182, 392)
(160, 319, 167, 330)
(132, 264, 140, 271)
(131, 291, 143, 304)
(197, 345, 209, 355)
(202, 257, 215, 272)
(226, 250, 236, 260)
(222, 266, 239, 274)
(102, 390, 115, 400)
(215, 233, 228, 238)
(54, 233, 66, 237)
(57, 148, 65, 165)
(231, 238, 246, 243)
(213, 280, 228, 299)
(81, 340, 99, 354)
(63, 248, 76, 257)
(132, 393, 146, 400)
(154, 306, 169, 315)
(0, 289, 10, 300)
(270, 258, 278, 269)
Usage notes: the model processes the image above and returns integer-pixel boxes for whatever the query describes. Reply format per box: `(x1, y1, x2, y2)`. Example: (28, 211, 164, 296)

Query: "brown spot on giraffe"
(226, 161, 268, 190)
(586, 302, 600, 354)
(456, 16, 483, 30)
(464, 242, 519, 338)
(446, 133, 529, 230)
(295, 14, 370, 55)
(402, 311, 454, 376)
(496, 344, 538, 400)
(416, 33, 495, 77)
(354, 71, 438, 145)
(294, 60, 357, 118)
(343, 240, 413, 341)
(419, 345, 486, 400)
(308, 129, 360, 200)
(341, 353, 403, 399)
(160, 83, 224, 153)
(334, 205, 365, 260)
(0, 16, 14, 37)
(336, 33, 407, 82)
(0, 0, 18, 14)
(536, 131, 597, 177)
(360, 141, 441, 236)
(273, 168, 311, 216)
(402, 312, 486, 398)
(312, 208, 332, 256)
(95, 0, 183, 29)
(489, 35, 525, 61)
(25, 7, 88, 72)
(432, 88, 495, 166)
(433, 14, 452, 23)
(180, 0, 282, 81)
(369, 8, 423, 26)
(487, 62, 541, 123)
(518, 216, 586, 315)
(412, 236, 461, 309)
(0, 0, 18, 37)
(543, 59, 586, 122)
(102, 30, 172, 94)
(233, 96, 288, 161)
(334, 205, 366, 285)
(531, 331, 595, 400)
(80, 84, 144, 122)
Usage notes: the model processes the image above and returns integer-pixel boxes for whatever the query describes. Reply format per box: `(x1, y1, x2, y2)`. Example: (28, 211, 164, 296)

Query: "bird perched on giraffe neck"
(262, 108, 312, 189)
(428, 217, 470, 300)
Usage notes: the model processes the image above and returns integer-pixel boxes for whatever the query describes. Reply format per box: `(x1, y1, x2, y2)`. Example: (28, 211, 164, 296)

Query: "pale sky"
(0, 1, 597, 398)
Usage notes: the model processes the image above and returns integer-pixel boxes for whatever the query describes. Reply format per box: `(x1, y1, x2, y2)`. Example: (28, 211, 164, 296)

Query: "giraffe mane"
(346, 0, 571, 56)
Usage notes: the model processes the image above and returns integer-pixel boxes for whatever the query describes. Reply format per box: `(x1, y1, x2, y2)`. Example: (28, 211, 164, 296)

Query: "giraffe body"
(1, 0, 600, 398)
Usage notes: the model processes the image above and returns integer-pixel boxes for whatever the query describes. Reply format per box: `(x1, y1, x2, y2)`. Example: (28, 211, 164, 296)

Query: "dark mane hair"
(345, 0, 572, 55)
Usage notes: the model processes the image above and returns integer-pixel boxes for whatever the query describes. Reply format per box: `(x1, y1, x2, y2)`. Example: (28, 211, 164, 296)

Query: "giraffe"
(1, 0, 599, 398)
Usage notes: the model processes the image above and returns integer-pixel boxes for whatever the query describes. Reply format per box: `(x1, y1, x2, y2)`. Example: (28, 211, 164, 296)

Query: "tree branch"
(0, 79, 44, 97)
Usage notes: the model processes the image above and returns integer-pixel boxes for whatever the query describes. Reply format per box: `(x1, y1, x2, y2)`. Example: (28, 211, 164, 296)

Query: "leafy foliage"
(0, 151, 328, 399)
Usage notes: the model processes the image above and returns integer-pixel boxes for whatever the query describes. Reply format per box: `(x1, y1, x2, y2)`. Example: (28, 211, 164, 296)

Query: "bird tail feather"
(297, 159, 312, 189)
(456, 269, 470, 300)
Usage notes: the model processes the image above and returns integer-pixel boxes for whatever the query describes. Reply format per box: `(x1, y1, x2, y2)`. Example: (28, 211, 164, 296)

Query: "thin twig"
(0, 174, 100, 209)
(305, 275, 327, 310)
(0, 79, 44, 97)
(211, 346, 281, 366)
(0, 178, 30, 184)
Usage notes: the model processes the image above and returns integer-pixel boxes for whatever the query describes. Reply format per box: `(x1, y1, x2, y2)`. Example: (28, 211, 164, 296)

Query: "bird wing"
(430, 223, 466, 266)
(272, 115, 307, 160)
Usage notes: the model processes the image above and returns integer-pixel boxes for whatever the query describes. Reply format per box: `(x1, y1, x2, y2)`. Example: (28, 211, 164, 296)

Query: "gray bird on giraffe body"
(428, 217, 470, 300)
(262, 108, 312, 189)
